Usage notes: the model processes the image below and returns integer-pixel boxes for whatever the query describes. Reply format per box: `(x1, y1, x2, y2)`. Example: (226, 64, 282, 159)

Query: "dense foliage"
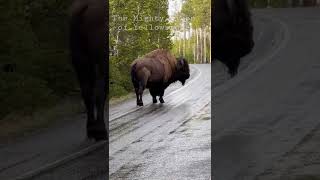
(0, 0, 76, 119)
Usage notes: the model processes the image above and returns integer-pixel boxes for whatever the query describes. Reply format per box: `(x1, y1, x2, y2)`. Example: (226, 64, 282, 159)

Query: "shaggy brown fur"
(69, 0, 107, 141)
(131, 49, 190, 106)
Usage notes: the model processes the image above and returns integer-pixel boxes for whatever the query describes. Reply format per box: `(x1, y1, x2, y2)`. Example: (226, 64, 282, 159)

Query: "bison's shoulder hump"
(144, 49, 176, 66)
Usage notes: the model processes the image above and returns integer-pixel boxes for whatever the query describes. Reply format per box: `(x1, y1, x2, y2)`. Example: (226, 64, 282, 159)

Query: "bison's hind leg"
(133, 79, 144, 106)
(137, 82, 144, 106)
(92, 62, 108, 141)
(72, 60, 96, 140)
(136, 68, 150, 106)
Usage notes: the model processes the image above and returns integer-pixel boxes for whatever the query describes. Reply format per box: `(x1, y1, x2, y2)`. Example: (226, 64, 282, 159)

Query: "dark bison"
(69, 0, 107, 141)
(213, 0, 254, 77)
(131, 49, 190, 106)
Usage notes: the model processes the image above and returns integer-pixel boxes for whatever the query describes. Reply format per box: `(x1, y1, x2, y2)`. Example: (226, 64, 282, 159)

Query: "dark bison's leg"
(133, 83, 140, 106)
(159, 88, 165, 103)
(70, 19, 96, 139)
(93, 61, 108, 141)
(70, 0, 107, 141)
(131, 79, 140, 105)
(135, 88, 139, 105)
(149, 88, 157, 103)
(72, 61, 96, 139)
(131, 64, 140, 106)
(137, 81, 145, 106)
(136, 69, 149, 106)
(226, 58, 240, 77)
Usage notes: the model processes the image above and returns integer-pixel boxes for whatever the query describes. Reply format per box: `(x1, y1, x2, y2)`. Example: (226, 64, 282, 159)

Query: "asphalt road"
(214, 7, 320, 180)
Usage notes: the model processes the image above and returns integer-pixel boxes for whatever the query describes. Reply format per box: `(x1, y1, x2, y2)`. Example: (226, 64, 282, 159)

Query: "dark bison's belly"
(146, 82, 168, 94)
(146, 82, 165, 89)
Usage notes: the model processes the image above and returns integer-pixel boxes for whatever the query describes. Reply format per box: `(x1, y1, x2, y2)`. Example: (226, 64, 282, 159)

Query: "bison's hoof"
(137, 102, 144, 106)
(152, 98, 157, 103)
(229, 70, 238, 78)
(87, 128, 107, 141)
(159, 98, 164, 103)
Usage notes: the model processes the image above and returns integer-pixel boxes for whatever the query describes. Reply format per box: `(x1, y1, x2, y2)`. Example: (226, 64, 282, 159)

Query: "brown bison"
(213, 0, 254, 77)
(131, 49, 190, 106)
(69, 0, 107, 141)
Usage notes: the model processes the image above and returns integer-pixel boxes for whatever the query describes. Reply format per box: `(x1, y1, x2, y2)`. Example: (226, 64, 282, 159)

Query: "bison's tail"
(131, 63, 138, 84)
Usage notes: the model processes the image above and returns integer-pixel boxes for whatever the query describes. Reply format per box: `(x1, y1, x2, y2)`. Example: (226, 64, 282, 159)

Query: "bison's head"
(175, 57, 190, 85)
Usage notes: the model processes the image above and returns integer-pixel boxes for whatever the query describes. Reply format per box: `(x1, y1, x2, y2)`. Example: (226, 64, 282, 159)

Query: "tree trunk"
(196, 28, 199, 63)
(204, 27, 206, 63)
(178, 32, 181, 56)
(209, 27, 211, 63)
(183, 18, 186, 57)
(199, 28, 202, 63)
(193, 29, 196, 64)
(188, 26, 192, 59)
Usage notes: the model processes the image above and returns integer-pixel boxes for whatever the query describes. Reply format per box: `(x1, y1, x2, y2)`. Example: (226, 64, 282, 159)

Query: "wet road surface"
(214, 7, 320, 180)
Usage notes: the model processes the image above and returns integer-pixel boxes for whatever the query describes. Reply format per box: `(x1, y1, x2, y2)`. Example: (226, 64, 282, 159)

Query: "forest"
(0, 0, 78, 137)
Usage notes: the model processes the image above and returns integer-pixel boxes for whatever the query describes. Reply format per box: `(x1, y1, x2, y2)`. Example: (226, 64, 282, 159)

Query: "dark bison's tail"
(131, 62, 138, 84)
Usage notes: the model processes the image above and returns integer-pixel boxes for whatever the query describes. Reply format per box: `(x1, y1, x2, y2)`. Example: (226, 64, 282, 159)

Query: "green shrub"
(0, 72, 58, 119)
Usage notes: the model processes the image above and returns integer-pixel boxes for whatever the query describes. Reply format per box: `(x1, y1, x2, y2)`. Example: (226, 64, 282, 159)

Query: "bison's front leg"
(159, 88, 165, 103)
(149, 88, 157, 103)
